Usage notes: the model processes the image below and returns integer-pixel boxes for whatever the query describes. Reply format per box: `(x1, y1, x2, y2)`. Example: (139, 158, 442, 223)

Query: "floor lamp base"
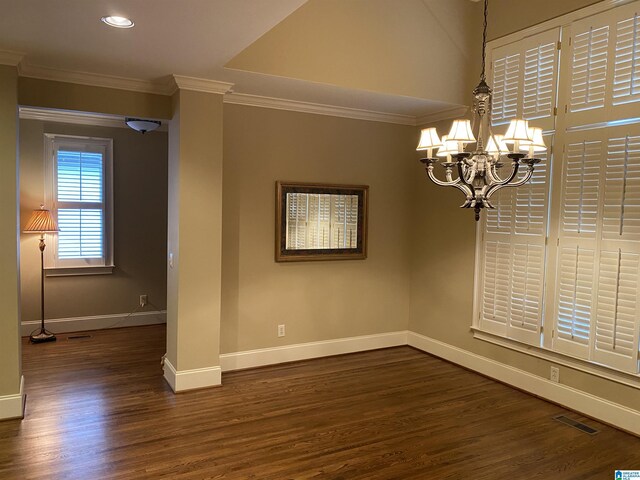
(30, 330, 56, 343)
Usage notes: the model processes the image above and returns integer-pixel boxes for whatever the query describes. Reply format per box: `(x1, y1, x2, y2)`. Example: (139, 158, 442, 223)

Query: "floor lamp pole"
(30, 235, 56, 343)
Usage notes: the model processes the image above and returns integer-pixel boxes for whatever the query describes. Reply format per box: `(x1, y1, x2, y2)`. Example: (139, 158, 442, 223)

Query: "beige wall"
(0, 65, 22, 397)
(221, 104, 416, 354)
(18, 78, 171, 120)
(19, 120, 168, 322)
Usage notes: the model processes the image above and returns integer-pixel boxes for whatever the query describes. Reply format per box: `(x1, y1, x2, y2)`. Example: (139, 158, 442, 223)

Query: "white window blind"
(44, 134, 114, 272)
(56, 150, 104, 259)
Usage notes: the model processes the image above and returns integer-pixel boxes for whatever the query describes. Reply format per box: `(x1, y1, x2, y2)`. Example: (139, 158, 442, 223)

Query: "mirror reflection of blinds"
(56, 150, 105, 259)
(285, 193, 358, 249)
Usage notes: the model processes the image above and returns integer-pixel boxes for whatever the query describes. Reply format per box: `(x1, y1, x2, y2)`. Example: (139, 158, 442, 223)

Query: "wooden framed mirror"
(275, 181, 369, 262)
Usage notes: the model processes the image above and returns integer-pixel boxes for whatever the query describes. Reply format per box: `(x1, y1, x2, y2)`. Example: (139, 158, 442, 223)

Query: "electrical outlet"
(139, 295, 148, 308)
(550, 366, 560, 383)
(277, 324, 285, 337)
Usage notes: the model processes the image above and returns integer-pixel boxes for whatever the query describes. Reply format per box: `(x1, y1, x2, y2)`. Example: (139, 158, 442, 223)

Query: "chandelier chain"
(481, 0, 488, 82)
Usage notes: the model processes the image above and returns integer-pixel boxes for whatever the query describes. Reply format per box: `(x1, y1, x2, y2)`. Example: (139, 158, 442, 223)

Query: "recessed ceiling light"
(101, 16, 134, 28)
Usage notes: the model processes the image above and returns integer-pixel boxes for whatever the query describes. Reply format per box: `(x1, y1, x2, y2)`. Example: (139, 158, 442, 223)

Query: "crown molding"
(171, 75, 235, 95)
(18, 106, 168, 131)
(224, 92, 418, 126)
(17, 62, 172, 95)
(0, 50, 24, 67)
(416, 106, 469, 126)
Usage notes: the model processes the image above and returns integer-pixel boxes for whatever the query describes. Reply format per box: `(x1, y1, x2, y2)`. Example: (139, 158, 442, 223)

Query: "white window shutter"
(492, 53, 521, 126)
(613, 11, 640, 105)
(508, 243, 544, 344)
(593, 249, 640, 372)
(553, 246, 595, 359)
(481, 240, 511, 335)
(485, 186, 515, 234)
(570, 25, 610, 113)
(515, 140, 551, 236)
(523, 39, 559, 128)
(603, 135, 640, 240)
(561, 140, 603, 236)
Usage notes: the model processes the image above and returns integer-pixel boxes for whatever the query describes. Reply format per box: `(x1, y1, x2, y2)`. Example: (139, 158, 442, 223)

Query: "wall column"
(0, 64, 24, 418)
(164, 78, 232, 392)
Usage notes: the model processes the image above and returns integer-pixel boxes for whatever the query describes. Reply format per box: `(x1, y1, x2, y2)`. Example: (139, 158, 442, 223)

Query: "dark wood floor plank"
(0, 324, 637, 479)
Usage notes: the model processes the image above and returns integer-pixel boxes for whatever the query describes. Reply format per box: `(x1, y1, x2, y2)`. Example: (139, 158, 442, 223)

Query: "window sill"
(45, 265, 114, 277)
(471, 327, 640, 390)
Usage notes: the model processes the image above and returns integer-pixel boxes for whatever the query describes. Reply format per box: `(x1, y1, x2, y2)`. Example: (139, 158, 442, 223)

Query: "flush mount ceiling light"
(101, 16, 135, 28)
(125, 118, 161, 134)
(416, 0, 546, 221)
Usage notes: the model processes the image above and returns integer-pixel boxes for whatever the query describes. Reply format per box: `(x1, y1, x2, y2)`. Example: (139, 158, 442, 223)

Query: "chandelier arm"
(456, 160, 476, 198)
(425, 166, 474, 199)
(486, 167, 534, 199)
(486, 163, 501, 183)
(488, 160, 520, 187)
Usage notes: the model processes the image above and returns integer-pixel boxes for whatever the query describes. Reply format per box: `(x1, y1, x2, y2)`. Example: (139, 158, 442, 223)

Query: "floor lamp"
(24, 205, 58, 343)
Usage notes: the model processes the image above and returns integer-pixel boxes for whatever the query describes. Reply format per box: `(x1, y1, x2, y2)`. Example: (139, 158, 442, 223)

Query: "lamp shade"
(519, 127, 547, 152)
(486, 134, 509, 156)
(503, 119, 532, 143)
(416, 127, 442, 151)
(24, 206, 58, 233)
(436, 135, 460, 157)
(447, 119, 476, 143)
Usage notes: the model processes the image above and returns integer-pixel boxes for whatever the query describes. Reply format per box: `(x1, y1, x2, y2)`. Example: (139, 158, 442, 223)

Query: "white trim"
(407, 332, 640, 436)
(489, 0, 635, 47)
(44, 265, 115, 277)
(20, 310, 166, 337)
(0, 376, 25, 420)
(162, 358, 222, 392)
(224, 92, 418, 126)
(0, 50, 24, 67)
(220, 331, 409, 372)
(415, 106, 469, 126)
(172, 75, 234, 95)
(19, 107, 168, 131)
(17, 61, 172, 95)
(473, 329, 640, 389)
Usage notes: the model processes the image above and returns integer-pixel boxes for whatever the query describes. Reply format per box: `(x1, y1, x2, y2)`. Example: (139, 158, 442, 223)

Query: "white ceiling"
(0, 0, 477, 119)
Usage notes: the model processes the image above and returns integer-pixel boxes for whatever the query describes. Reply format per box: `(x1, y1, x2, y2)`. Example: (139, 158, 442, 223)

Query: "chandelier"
(416, 0, 546, 221)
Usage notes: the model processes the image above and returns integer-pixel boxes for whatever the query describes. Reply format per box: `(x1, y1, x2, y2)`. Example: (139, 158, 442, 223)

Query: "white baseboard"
(21, 310, 166, 336)
(0, 376, 25, 420)
(163, 358, 222, 393)
(407, 331, 640, 436)
(220, 330, 409, 372)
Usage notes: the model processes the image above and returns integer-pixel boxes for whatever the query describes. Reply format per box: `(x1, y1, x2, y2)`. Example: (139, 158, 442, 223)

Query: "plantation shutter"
(552, 126, 640, 372)
(490, 28, 560, 130)
(554, 246, 596, 358)
(593, 249, 640, 372)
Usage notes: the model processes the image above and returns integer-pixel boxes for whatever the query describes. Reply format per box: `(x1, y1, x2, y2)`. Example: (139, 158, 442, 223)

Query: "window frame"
(44, 133, 114, 276)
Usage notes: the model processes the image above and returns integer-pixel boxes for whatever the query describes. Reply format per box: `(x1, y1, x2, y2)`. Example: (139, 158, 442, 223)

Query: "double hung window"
(44, 134, 114, 275)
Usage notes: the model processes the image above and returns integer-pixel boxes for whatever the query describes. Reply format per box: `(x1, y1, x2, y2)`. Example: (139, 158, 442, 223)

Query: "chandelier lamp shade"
(23, 205, 59, 343)
(417, 0, 546, 221)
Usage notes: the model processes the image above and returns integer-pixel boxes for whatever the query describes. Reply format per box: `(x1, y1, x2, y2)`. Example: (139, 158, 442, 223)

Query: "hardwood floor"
(0, 325, 638, 479)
